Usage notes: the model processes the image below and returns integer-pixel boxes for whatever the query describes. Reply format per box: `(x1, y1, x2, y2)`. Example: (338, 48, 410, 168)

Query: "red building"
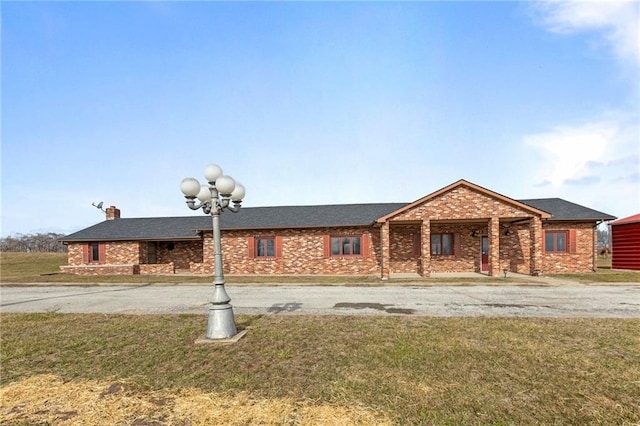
(611, 214, 640, 271)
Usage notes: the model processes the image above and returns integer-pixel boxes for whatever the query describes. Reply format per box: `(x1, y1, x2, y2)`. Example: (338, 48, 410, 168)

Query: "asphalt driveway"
(1, 284, 639, 318)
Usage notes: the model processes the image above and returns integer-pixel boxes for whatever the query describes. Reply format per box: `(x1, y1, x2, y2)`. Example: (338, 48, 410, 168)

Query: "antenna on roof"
(92, 201, 106, 213)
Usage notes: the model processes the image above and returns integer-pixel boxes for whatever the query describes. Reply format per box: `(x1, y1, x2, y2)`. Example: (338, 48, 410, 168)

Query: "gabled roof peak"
(376, 179, 552, 223)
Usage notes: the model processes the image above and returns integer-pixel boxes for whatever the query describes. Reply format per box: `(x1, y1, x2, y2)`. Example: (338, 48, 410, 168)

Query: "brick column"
(488, 216, 500, 277)
(380, 222, 390, 280)
(530, 217, 542, 275)
(420, 219, 431, 277)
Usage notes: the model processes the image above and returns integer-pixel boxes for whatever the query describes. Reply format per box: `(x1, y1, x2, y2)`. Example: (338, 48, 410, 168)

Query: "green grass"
(556, 268, 640, 282)
(1, 314, 639, 424)
(0, 252, 68, 280)
(554, 256, 640, 283)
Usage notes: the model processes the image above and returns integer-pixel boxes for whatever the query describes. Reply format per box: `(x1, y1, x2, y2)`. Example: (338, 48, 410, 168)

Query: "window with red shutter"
(544, 231, 569, 253)
(328, 235, 364, 256)
(431, 233, 454, 256)
(250, 236, 283, 258)
(85, 242, 106, 263)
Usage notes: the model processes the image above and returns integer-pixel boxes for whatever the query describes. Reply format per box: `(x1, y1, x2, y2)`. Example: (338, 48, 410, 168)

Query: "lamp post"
(180, 164, 245, 339)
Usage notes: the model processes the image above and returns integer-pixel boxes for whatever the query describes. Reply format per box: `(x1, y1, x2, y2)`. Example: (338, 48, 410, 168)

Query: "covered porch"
(379, 216, 543, 279)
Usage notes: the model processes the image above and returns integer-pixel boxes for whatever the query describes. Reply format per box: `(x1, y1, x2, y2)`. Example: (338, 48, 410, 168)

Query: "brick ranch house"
(60, 180, 616, 278)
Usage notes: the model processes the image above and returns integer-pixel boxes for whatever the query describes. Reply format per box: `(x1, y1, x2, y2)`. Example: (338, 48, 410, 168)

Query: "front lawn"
(1, 314, 639, 424)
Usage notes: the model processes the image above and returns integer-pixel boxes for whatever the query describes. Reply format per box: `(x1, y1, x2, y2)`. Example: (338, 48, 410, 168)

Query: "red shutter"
(361, 234, 370, 257)
(569, 230, 577, 253)
(275, 236, 283, 258)
(454, 233, 462, 257)
(412, 234, 420, 257)
(82, 244, 90, 264)
(323, 235, 331, 258)
(98, 243, 106, 264)
(542, 231, 547, 253)
(247, 236, 255, 258)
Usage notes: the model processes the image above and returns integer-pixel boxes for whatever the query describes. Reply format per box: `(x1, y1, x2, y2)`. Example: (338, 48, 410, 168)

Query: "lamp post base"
(206, 303, 238, 339)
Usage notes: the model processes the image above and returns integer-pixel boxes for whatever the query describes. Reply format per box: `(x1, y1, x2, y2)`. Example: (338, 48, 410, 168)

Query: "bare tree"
(597, 227, 611, 257)
(0, 233, 67, 253)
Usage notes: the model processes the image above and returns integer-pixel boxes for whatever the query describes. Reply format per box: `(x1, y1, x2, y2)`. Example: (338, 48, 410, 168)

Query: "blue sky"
(2, 1, 638, 237)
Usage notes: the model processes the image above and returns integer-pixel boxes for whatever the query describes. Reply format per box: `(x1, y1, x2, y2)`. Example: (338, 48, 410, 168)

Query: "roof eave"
(545, 216, 617, 222)
(215, 223, 376, 231)
(60, 236, 203, 243)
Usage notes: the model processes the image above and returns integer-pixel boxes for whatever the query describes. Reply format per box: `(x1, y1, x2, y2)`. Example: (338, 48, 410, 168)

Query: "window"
(91, 243, 100, 262)
(545, 231, 568, 253)
(256, 238, 275, 257)
(249, 236, 282, 258)
(331, 236, 361, 256)
(83, 242, 105, 264)
(431, 233, 453, 256)
(147, 242, 158, 264)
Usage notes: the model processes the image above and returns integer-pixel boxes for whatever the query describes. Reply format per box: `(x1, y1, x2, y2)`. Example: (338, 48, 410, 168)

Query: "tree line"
(0, 233, 67, 253)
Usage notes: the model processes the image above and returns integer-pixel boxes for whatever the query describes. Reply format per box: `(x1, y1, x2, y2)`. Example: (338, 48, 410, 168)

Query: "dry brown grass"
(1, 374, 389, 425)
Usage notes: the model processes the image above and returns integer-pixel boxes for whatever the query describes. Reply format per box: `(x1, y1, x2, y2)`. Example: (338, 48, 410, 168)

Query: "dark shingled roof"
(60, 203, 408, 242)
(60, 216, 210, 242)
(60, 199, 616, 242)
(518, 198, 616, 221)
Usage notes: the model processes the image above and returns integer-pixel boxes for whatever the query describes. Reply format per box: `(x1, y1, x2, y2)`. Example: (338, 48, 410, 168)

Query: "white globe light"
(204, 164, 223, 183)
(230, 183, 246, 201)
(180, 178, 201, 197)
(215, 175, 235, 195)
(196, 185, 212, 202)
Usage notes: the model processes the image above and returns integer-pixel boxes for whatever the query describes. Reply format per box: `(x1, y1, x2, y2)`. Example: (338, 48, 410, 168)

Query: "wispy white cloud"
(531, 0, 640, 65)
(524, 120, 617, 187)
(522, 113, 639, 217)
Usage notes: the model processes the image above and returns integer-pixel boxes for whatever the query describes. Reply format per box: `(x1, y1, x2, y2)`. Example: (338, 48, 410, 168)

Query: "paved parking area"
(1, 284, 639, 317)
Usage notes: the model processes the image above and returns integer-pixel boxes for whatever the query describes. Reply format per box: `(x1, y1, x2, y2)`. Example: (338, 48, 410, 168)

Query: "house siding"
(389, 224, 420, 275)
(191, 227, 380, 276)
(63, 221, 593, 276)
(67, 244, 84, 266)
(105, 241, 140, 265)
(500, 224, 533, 274)
(63, 240, 202, 276)
(390, 185, 534, 222)
(541, 222, 595, 273)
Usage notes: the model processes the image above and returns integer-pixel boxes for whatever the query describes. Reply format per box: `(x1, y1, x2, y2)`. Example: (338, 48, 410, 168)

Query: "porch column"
(380, 221, 390, 280)
(488, 216, 500, 277)
(420, 219, 431, 277)
(530, 216, 542, 275)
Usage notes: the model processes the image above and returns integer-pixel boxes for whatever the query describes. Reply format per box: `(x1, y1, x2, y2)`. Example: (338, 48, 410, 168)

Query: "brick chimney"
(106, 205, 121, 220)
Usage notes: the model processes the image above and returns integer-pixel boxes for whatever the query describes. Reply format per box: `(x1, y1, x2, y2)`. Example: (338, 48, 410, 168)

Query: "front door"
(481, 236, 489, 272)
